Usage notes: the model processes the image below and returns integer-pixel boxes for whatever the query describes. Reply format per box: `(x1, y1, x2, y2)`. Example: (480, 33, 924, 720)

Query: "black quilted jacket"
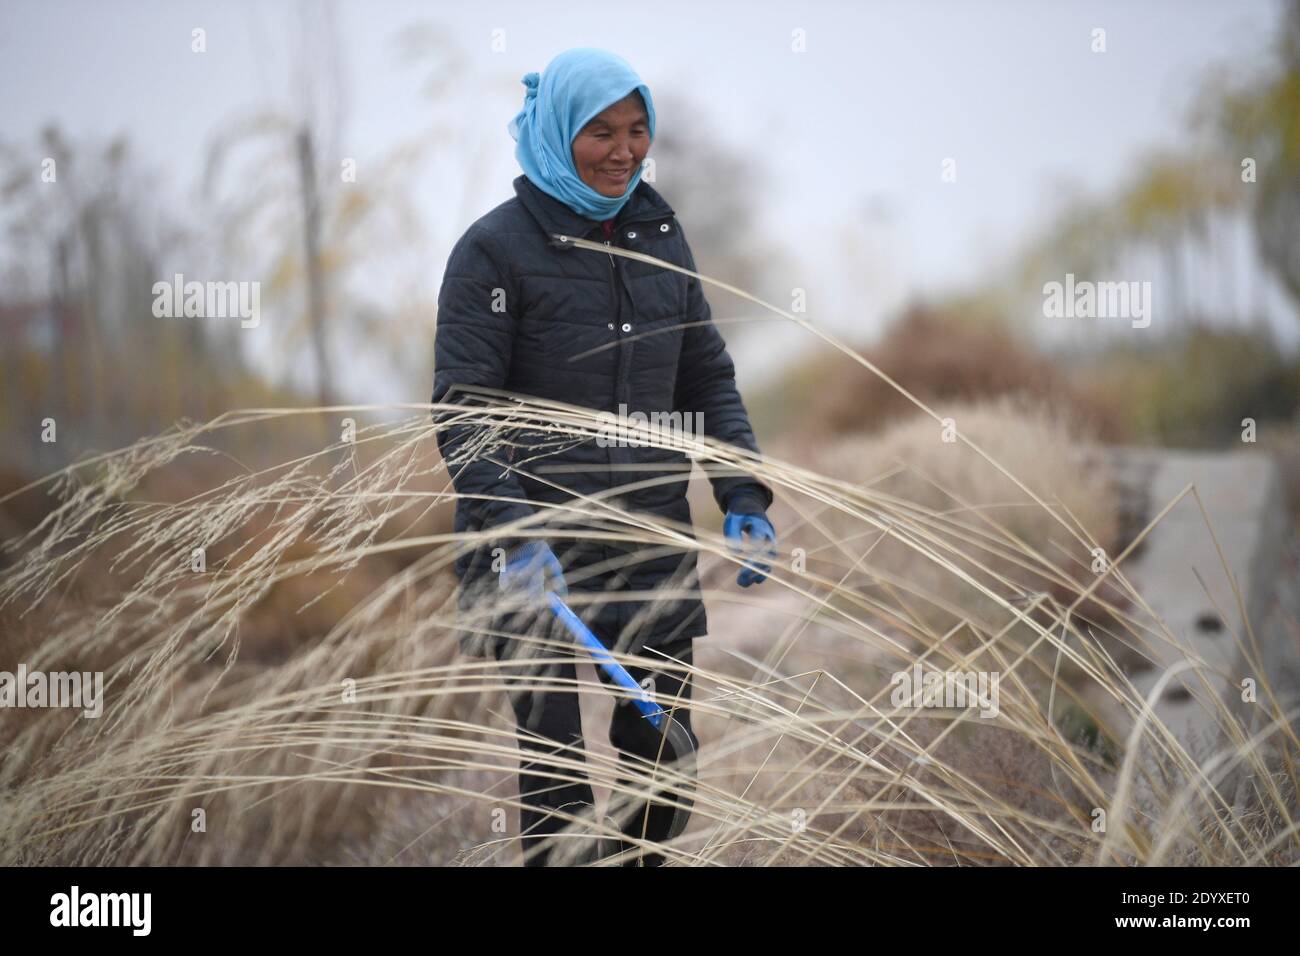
(432, 173, 773, 656)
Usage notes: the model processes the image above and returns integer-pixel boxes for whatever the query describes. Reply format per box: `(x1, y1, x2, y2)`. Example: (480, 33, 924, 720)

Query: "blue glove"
(723, 511, 777, 587)
(498, 541, 568, 601)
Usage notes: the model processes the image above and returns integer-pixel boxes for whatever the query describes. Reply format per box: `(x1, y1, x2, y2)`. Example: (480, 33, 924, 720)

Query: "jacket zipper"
(602, 235, 636, 324)
(605, 236, 622, 346)
(601, 235, 625, 578)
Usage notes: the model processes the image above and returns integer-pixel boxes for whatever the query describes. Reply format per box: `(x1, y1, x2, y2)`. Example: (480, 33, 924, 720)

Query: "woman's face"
(571, 93, 650, 197)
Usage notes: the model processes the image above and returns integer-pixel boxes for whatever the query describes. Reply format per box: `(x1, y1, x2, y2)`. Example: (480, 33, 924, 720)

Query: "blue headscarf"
(508, 48, 656, 221)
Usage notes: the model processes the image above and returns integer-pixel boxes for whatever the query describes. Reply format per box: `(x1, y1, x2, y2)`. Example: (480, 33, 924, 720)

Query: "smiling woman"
(431, 46, 777, 867)
(502, 48, 661, 219)
(571, 94, 651, 196)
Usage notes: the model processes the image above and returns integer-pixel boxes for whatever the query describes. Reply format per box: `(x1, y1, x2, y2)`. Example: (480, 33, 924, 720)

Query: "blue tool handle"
(547, 591, 664, 729)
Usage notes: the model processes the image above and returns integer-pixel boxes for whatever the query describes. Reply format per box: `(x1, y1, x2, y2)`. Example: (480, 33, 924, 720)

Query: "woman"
(431, 47, 777, 866)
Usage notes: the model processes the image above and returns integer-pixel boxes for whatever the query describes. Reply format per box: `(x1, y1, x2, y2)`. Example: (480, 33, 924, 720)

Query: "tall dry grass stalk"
(1, 243, 1296, 866)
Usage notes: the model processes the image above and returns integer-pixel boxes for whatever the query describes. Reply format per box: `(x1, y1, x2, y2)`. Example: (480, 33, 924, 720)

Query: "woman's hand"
(499, 541, 569, 601)
(723, 510, 777, 588)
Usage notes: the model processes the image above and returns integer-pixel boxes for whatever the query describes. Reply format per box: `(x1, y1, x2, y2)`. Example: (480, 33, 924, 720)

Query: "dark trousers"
(494, 626, 698, 867)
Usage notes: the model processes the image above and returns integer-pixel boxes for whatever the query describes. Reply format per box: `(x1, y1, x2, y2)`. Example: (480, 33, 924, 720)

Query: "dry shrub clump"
(806, 394, 1121, 638)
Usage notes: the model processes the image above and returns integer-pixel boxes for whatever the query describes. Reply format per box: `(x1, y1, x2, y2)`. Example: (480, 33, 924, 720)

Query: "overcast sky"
(0, 0, 1286, 398)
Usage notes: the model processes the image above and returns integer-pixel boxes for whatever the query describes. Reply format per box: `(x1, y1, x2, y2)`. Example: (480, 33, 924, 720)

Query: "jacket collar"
(513, 173, 674, 241)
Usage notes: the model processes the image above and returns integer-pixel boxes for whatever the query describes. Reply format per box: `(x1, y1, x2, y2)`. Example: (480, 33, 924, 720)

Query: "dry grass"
(1, 243, 1297, 867)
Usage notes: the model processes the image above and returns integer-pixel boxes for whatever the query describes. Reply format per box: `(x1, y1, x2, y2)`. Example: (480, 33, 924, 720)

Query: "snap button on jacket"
(432, 174, 773, 657)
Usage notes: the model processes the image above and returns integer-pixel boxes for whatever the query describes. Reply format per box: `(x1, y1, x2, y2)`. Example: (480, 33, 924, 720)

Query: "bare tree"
(202, 0, 348, 405)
